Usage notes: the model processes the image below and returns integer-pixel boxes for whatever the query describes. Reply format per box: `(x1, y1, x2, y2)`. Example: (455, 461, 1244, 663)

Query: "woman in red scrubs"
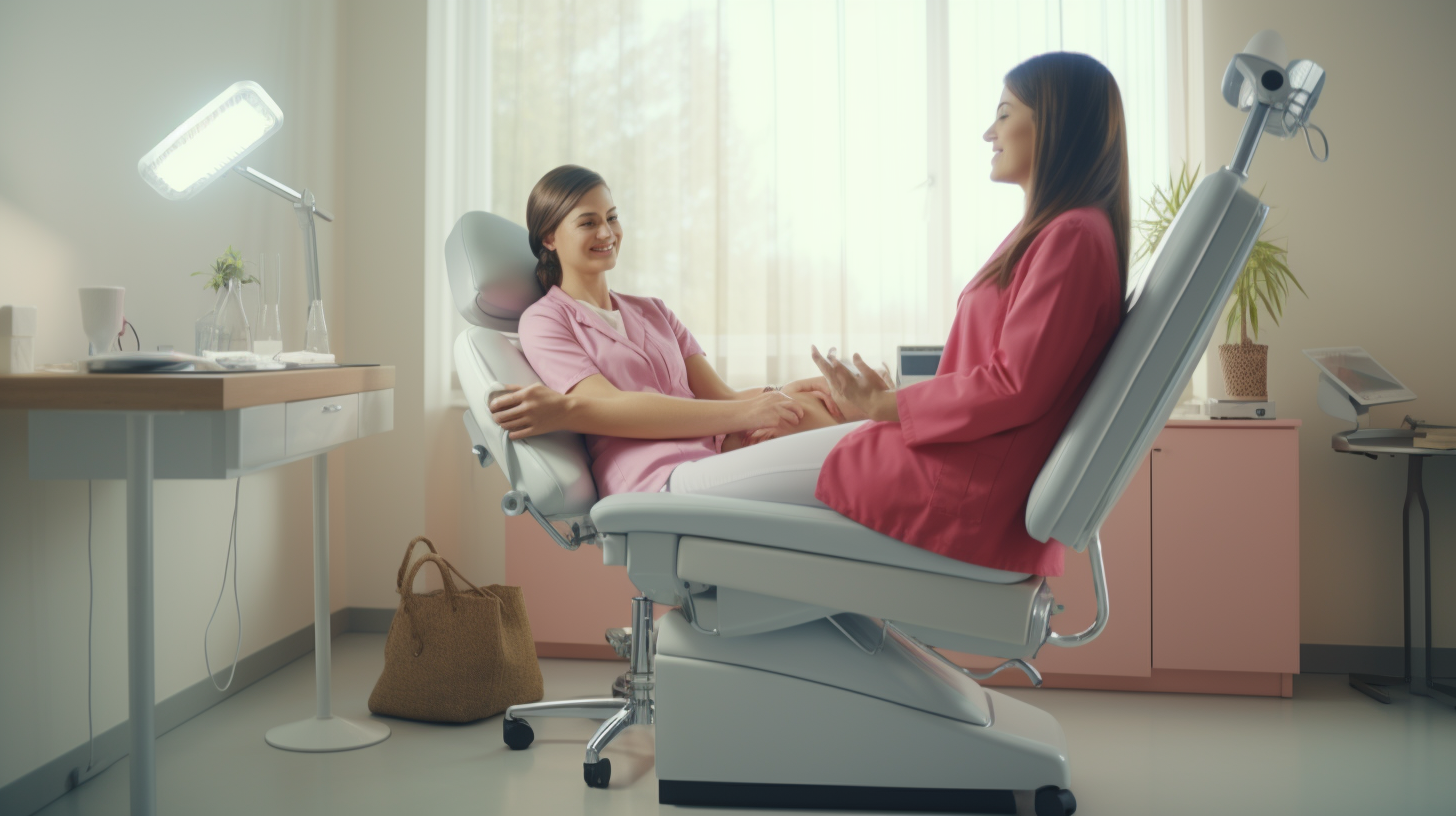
(811, 52, 1129, 577)
(671, 52, 1128, 579)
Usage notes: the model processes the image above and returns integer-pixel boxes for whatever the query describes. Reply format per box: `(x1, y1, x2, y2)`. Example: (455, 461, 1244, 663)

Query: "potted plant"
(1135, 163, 1306, 399)
(193, 246, 258, 354)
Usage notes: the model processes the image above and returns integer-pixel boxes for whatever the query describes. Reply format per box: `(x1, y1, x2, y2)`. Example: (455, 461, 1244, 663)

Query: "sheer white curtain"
(473, 0, 1169, 389)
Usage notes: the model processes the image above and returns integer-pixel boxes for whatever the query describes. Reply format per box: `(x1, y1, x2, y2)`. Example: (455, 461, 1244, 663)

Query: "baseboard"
(1300, 643, 1456, 676)
(0, 609, 350, 816)
(535, 641, 624, 661)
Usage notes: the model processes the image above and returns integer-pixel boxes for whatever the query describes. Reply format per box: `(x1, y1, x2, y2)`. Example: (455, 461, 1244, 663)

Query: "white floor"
(35, 633, 1456, 816)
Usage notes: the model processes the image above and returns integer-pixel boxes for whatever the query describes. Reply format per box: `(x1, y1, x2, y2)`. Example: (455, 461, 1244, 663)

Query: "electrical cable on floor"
(204, 478, 243, 692)
(86, 480, 95, 773)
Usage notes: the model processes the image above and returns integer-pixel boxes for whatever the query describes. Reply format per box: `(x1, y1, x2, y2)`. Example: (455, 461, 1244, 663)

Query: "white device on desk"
(1304, 346, 1416, 428)
(1208, 398, 1276, 419)
(896, 345, 942, 387)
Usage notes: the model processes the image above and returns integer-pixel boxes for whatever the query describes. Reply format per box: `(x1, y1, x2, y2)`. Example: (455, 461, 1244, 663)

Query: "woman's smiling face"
(983, 85, 1035, 190)
(543, 183, 622, 276)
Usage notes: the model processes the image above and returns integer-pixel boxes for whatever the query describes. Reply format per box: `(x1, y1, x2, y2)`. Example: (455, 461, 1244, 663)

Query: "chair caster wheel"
(502, 717, 534, 750)
(1034, 786, 1076, 816)
(584, 758, 611, 788)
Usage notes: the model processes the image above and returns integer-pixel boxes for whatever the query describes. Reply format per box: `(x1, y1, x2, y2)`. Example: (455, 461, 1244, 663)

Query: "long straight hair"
(977, 52, 1130, 299)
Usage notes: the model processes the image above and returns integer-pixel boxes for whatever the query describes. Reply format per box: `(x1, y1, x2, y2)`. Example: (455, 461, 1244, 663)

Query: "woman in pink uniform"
(669, 52, 1129, 578)
(487, 165, 852, 498)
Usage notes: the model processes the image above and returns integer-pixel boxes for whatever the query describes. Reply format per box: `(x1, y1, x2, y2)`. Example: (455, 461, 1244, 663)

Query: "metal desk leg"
(264, 453, 390, 751)
(125, 414, 156, 816)
(1350, 454, 1456, 708)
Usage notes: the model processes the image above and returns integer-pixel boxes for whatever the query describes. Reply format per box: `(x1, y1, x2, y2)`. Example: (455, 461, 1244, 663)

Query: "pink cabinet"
(1150, 426, 1301, 676)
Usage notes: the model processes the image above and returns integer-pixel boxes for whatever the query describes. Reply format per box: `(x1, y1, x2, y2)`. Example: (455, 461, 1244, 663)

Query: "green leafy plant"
(192, 246, 257, 292)
(1136, 162, 1306, 345)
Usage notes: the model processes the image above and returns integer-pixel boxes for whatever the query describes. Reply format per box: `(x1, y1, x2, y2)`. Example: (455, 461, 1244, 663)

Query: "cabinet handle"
(1153, 447, 1162, 452)
(322, 404, 344, 414)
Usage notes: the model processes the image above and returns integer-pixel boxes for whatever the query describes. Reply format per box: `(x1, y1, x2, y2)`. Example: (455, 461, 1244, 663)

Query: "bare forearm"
(565, 391, 749, 438)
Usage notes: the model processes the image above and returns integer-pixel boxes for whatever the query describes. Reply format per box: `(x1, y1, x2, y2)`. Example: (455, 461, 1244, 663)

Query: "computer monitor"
(897, 345, 942, 387)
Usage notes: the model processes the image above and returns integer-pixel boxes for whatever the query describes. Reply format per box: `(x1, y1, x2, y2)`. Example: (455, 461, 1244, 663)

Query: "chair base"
(654, 612, 1073, 804)
(503, 597, 656, 788)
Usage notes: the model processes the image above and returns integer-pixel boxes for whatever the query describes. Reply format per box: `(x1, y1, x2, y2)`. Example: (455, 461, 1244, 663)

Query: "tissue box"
(1, 305, 37, 374)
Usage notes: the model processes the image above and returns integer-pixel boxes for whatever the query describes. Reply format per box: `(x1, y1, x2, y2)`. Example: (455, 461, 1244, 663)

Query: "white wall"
(0, 0, 342, 788)
(1197, 0, 1456, 647)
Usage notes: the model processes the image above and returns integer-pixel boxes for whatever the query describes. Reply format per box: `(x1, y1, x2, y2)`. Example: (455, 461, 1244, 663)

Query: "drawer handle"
(322, 404, 344, 414)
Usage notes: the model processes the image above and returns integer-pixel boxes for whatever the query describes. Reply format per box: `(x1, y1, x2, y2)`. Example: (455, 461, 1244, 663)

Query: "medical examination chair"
(447, 33, 1324, 816)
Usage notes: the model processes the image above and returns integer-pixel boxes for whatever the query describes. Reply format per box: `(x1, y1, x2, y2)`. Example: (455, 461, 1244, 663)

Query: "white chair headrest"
(445, 211, 546, 331)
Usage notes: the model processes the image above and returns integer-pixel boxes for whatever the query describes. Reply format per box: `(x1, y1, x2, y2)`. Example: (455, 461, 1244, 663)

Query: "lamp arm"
(233, 165, 330, 311)
(234, 166, 333, 221)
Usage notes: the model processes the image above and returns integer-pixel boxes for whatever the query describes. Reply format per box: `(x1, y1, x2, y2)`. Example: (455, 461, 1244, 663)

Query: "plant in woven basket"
(1136, 162, 1306, 398)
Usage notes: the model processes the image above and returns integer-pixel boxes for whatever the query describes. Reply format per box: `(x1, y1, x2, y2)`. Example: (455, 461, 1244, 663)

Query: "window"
(444, 0, 1170, 390)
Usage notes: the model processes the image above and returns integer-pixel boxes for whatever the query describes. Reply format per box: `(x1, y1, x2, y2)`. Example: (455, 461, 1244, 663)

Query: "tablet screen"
(1303, 348, 1416, 405)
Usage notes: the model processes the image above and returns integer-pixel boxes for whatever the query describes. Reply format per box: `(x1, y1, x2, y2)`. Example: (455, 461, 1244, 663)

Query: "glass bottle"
(211, 278, 253, 353)
(194, 308, 216, 356)
(305, 300, 330, 355)
(254, 253, 284, 359)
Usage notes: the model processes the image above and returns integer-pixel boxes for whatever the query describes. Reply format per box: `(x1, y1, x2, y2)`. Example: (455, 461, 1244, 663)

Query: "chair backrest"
(1025, 168, 1268, 551)
(447, 211, 599, 518)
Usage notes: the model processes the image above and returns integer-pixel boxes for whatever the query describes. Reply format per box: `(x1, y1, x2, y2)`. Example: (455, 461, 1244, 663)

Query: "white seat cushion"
(591, 492, 1030, 584)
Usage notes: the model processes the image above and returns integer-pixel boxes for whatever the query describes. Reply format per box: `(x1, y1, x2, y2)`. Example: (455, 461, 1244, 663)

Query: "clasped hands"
(487, 345, 896, 442)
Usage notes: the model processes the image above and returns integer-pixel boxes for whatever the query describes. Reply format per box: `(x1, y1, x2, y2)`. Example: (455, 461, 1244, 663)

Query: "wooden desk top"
(0, 366, 395, 412)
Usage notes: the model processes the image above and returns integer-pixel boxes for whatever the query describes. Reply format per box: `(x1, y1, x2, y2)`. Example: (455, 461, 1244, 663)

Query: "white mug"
(79, 286, 125, 356)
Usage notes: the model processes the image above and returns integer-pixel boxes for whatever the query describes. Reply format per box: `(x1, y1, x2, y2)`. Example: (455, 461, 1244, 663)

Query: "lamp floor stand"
(265, 453, 390, 751)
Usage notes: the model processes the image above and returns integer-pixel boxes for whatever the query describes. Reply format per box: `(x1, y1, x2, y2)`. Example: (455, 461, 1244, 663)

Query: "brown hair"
(526, 165, 608, 291)
(977, 52, 1130, 299)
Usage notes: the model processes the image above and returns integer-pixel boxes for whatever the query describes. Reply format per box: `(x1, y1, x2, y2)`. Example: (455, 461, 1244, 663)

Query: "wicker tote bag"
(368, 537, 544, 723)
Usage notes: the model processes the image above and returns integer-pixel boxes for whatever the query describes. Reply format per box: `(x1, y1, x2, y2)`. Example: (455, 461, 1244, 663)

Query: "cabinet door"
(1151, 428, 1300, 674)
(958, 456, 1152, 677)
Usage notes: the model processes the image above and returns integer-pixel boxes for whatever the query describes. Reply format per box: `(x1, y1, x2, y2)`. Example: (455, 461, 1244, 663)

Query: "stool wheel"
(1034, 786, 1076, 816)
(584, 758, 611, 788)
(502, 717, 534, 750)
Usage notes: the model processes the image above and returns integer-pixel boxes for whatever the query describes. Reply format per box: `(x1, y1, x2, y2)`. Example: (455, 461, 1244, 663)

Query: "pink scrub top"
(815, 207, 1123, 577)
(518, 285, 719, 496)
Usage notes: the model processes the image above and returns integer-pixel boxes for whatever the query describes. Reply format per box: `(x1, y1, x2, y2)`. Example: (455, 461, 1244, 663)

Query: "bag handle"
(400, 553, 498, 605)
(396, 536, 439, 589)
(398, 553, 499, 657)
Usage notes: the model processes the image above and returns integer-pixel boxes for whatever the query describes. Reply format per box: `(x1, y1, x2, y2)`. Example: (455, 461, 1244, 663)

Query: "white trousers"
(667, 421, 871, 506)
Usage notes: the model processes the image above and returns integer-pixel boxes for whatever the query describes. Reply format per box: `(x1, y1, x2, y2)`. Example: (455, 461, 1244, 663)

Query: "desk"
(1, 367, 396, 816)
(1333, 428, 1456, 707)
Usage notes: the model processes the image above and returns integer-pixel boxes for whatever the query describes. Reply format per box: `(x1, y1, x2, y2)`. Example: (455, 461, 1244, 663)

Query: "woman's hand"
(489, 383, 573, 439)
(810, 345, 899, 423)
(742, 390, 806, 435)
(780, 377, 847, 421)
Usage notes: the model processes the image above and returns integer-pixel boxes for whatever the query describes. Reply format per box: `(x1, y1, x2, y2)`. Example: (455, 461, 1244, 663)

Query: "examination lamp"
(138, 80, 333, 353)
(1222, 30, 1329, 174)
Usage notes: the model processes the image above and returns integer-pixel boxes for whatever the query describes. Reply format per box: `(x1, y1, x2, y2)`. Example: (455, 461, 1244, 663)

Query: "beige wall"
(1197, 0, 1456, 647)
(0, 0, 341, 788)
(338, 0, 508, 608)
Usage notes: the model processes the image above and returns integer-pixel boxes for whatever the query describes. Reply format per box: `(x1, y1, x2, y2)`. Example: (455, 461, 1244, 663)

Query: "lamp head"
(137, 81, 283, 200)
(1222, 30, 1327, 140)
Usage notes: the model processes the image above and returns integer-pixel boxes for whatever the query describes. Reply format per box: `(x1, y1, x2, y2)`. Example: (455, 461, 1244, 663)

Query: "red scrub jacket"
(815, 207, 1123, 577)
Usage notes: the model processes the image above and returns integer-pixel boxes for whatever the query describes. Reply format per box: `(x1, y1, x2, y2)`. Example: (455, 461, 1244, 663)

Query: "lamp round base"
(265, 716, 390, 752)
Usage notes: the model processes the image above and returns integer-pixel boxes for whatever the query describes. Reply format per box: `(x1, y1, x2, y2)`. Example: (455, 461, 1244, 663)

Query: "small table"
(1, 367, 396, 816)
(1332, 428, 1456, 707)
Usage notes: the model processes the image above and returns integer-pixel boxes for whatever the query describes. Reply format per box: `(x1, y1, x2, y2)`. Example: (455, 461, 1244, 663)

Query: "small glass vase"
(254, 253, 284, 359)
(193, 309, 216, 356)
(211, 278, 253, 354)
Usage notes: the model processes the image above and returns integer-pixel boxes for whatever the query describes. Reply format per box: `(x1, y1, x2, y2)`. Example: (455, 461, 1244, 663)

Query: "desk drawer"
(285, 393, 359, 456)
